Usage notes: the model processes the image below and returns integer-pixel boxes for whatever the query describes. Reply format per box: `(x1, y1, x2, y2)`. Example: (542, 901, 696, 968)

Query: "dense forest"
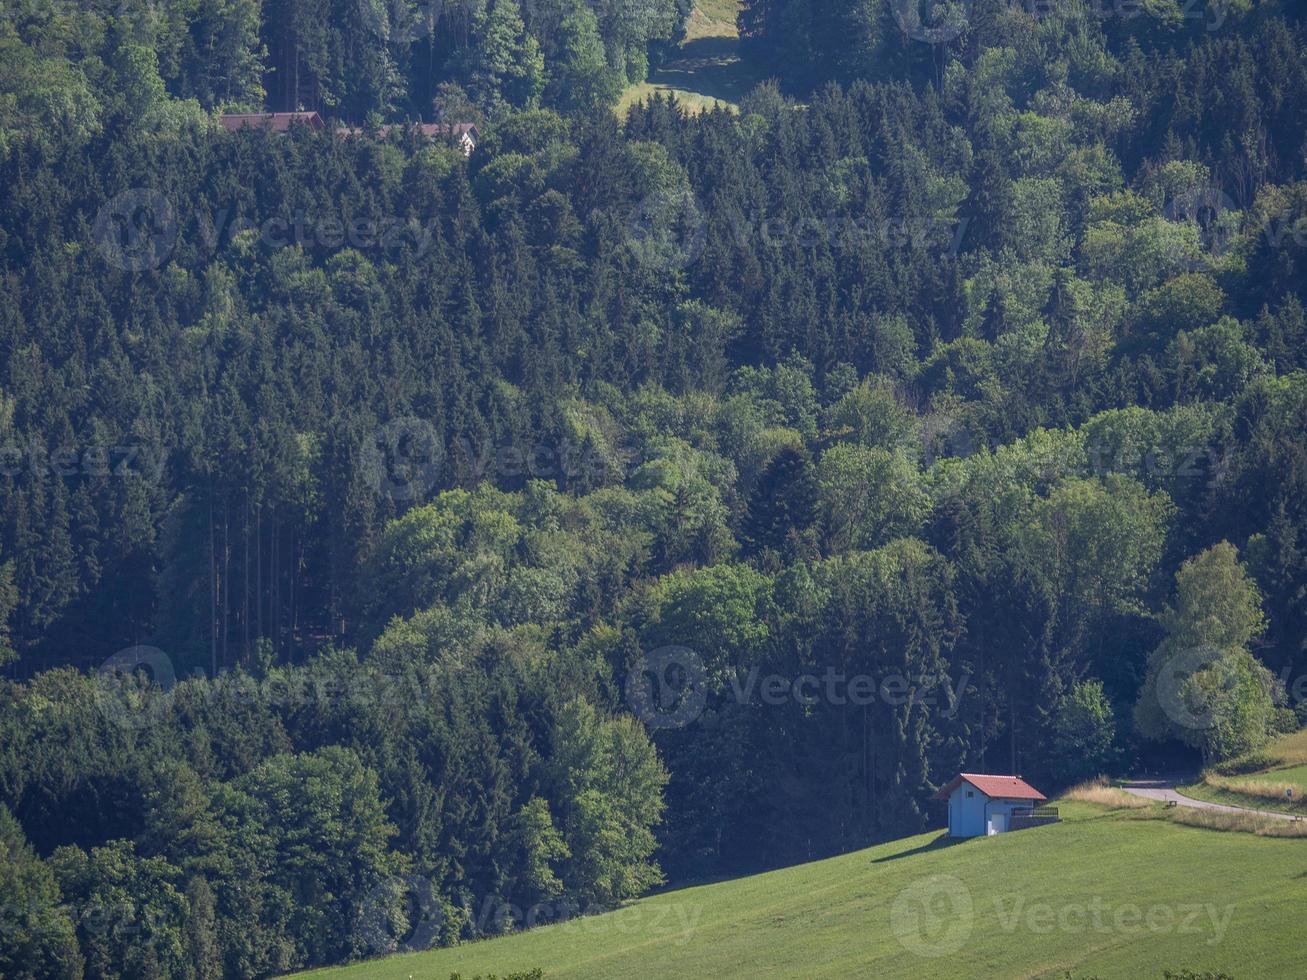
(4, 0, 1307, 976)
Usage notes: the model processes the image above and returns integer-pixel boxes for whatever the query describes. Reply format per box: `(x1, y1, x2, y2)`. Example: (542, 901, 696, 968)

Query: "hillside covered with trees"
(4, 0, 1307, 976)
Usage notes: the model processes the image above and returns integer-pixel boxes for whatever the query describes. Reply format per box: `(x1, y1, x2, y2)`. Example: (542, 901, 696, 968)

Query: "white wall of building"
(946, 785, 989, 837)
(947, 788, 1035, 837)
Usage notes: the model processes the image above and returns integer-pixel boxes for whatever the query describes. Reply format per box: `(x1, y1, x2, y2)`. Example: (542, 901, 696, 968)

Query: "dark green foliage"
(743, 444, 819, 559)
(0, 805, 82, 979)
(3, 1, 1307, 976)
(0, 0, 681, 125)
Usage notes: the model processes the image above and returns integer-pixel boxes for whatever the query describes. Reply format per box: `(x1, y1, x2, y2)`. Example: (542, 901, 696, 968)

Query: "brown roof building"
(219, 112, 326, 133)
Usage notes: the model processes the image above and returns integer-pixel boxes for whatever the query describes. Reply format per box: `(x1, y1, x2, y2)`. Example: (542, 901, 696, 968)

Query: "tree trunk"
(208, 491, 216, 677)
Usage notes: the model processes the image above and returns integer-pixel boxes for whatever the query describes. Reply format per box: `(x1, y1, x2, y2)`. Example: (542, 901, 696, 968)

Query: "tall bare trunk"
(208, 492, 216, 677)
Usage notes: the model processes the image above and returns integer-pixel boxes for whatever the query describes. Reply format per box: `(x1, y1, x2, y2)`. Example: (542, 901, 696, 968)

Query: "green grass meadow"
(301, 800, 1307, 980)
(616, 0, 757, 116)
(1182, 727, 1307, 815)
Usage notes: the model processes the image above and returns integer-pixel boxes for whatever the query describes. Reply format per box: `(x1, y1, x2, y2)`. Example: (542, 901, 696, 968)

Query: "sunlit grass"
(1181, 727, 1307, 814)
(302, 799, 1307, 980)
(617, 0, 752, 116)
(1063, 779, 1153, 810)
(684, 0, 740, 41)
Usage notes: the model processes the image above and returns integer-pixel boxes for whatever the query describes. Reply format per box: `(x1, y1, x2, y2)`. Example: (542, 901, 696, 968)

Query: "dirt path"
(1120, 776, 1300, 820)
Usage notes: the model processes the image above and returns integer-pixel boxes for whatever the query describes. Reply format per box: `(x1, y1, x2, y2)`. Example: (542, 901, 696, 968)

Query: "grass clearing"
(1154, 805, 1307, 837)
(1181, 727, 1307, 814)
(301, 798, 1307, 980)
(684, 0, 740, 40)
(1240, 762, 1307, 788)
(1264, 726, 1307, 766)
(1063, 780, 1153, 809)
(618, 0, 758, 116)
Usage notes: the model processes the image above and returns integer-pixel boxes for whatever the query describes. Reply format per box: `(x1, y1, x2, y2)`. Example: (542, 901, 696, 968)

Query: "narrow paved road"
(1119, 777, 1300, 820)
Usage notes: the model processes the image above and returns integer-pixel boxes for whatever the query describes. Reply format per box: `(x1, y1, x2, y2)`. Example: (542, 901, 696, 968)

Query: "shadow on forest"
(649, 36, 757, 105)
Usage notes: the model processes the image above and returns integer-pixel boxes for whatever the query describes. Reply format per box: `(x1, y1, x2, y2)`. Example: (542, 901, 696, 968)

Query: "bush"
(1273, 706, 1300, 734)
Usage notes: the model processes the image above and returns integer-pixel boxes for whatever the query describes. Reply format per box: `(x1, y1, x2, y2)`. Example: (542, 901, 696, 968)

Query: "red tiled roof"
(931, 773, 1046, 802)
(220, 112, 325, 133)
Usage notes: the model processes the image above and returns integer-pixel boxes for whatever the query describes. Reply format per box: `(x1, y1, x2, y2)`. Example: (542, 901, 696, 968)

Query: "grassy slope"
(1181, 728, 1307, 815)
(302, 801, 1307, 980)
(617, 0, 758, 116)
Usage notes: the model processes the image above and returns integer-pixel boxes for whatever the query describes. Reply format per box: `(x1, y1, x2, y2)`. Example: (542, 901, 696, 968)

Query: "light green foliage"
(1004, 177, 1070, 263)
(360, 488, 524, 624)
(1160, 542, 1268, 652)
(370, 604, 486, 668)
(0, 557, 16, 665)
(507, 797, 570, 907)
(1080, 192, 1206, 295)
(641, 562, 772, 682)
(551, 7, 621, 111)
(728, 357, 820, 443)
(548, 699, 668, 906)
(629, 438, 738, 566)
(1166, 316, 1271, 401)
(1016, 474, 1174, 626)
(471, 0, 545, 114)
(1136, 543, 1279, 760)
(821, 376, 917, 450)
(1078, 402, 1226, 501)
(0, 806, 81, 979)
(0, 37, 101, 147)
(213, 747, 403, 967)
(111, 41, 168, 119)
(51, 839, 191, 979)
(1134, 273, 1226, 341)
(816, 444, 929, 553)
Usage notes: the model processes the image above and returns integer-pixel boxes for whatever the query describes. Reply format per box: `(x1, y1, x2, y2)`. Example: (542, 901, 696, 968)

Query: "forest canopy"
(3, 0, 1307, 976)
